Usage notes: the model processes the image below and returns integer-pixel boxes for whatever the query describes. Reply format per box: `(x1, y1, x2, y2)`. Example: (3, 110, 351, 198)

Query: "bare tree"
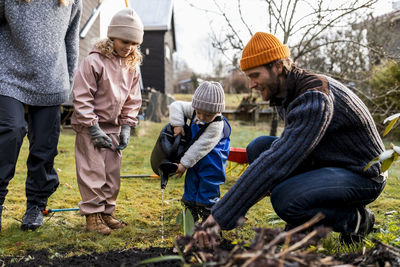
(185, 0, 397, 135)
(185, 0, 378, 64)
(295, 12, 400, 131)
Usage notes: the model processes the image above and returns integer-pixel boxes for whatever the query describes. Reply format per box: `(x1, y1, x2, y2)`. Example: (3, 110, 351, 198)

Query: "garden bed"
(2, 222, 399, 267)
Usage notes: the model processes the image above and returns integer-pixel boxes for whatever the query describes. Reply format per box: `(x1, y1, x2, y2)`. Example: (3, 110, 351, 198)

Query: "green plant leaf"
(136, 255, 184, 266)
(382, 157, 394, 172)
(394, 152, 399, 162)
(364, 156, 380, 171)
(383, 116, 399, 136)
(231, 239, 239, 245)
(184, 208, 195, 236)
(177, 208, 195, 236)
(176, 210, 183, 225)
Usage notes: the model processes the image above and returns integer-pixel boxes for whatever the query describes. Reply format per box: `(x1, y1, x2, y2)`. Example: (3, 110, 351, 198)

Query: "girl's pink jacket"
(71, 49, 142, 134)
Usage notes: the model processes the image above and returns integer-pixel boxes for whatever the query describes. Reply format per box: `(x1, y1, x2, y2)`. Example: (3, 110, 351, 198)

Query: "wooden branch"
(297, 39, 392, 60)
(275, 229, 318, 257)
(237, 0, 253, 36)
(285, 0, 300, 43)
(279, 234, 292, 267)
(212, 0, 244, 49)
(298, 0, 377, 57)
(241, 252, 262, 267)
(284, 254, 307, 265)
(263, 212, 325, 251)
(183, 0, 220, 15)
(252, 228, 267, 251)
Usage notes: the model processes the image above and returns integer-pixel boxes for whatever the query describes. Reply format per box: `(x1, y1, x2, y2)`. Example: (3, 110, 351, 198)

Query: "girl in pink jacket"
(71, 8, 143, 235)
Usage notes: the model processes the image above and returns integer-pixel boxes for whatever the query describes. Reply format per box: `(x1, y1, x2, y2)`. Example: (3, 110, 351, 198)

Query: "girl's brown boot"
(86, 213, 112, 235)
(101, 213, 127, 229)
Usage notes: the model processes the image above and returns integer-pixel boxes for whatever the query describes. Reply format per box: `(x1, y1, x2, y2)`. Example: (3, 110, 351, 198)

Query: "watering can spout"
(160, 171, 168, 189)
(158, 162, 178, 189)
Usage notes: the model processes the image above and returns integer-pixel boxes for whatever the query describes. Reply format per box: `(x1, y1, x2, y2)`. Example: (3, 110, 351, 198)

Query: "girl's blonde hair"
(95, 38, 143, 71)
(22, 0, 73, 6)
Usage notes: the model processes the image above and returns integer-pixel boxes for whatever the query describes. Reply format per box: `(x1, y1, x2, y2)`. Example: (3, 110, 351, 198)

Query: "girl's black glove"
(88, 123, 112, 148)
(117, 124, 131, 150)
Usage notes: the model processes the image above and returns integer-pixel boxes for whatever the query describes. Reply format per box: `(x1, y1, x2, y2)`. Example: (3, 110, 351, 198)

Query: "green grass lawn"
(0, 119, 399, 258)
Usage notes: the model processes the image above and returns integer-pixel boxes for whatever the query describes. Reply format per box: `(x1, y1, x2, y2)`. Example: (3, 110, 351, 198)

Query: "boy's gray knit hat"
(108, 8, 144, 44)
(192, 81, 225, 113)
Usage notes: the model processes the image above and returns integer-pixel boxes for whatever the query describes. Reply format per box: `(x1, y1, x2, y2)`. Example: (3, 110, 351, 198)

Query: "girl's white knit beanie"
(107, 8, 144, 44)
(192, 81, 225, 113)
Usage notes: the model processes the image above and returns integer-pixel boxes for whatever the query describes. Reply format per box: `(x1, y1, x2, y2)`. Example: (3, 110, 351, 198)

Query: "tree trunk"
(270, 109, 278, 136)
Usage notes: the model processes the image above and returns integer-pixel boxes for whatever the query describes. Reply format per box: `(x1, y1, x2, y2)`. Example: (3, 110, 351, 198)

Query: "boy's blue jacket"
(183, 116, 231, 206)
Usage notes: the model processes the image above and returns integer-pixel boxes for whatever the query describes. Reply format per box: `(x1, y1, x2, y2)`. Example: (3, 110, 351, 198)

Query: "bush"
(368, 60, 400, 135)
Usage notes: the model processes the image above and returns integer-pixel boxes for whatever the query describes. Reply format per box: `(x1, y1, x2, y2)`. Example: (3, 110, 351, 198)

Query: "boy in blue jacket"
(169, 81, 231, 222)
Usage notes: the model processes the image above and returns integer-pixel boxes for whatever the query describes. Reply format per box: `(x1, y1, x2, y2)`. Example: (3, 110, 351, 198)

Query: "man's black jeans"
(246, 135, 385, 233)
(0, 96, 60, 209)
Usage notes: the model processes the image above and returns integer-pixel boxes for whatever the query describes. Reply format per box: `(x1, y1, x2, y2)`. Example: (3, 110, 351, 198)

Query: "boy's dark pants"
(0, 96, 60, 210)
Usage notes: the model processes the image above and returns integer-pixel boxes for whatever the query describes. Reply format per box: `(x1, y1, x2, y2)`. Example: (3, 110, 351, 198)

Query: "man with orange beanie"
(188, 32, 386, 248)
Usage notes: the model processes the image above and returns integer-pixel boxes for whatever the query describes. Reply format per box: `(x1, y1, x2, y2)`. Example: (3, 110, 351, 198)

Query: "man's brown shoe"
(86, 213, 112, 235)
(101, 213, 127, 229)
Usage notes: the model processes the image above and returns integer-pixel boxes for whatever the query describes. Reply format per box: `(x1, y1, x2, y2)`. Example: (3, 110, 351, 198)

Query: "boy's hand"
(173, 126, 185, 137)
(175, 163, 187, 177)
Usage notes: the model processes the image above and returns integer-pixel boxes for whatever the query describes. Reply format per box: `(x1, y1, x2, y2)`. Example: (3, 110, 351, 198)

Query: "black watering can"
(150, 123, 189, 189)
(150, 113, 214, 189)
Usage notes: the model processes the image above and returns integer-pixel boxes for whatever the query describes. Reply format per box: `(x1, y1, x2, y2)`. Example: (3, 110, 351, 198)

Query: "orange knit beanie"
(240, 32, 290, 71)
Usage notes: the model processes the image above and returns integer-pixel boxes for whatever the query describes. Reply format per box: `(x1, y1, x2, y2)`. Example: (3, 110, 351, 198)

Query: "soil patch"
(1, 239, 400, 267)
(2, 215, 400, 267)
(0, 247, 180, 267)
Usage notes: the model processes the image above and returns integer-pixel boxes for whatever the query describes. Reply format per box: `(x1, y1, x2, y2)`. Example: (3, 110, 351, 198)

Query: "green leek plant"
(176, 207, 195, 236)
(136, 209, 221, 266)
(365, 113, 400, 171)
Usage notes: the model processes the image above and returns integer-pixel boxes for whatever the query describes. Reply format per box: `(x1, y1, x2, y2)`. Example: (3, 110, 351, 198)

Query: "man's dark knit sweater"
(212, 65, 385, 230)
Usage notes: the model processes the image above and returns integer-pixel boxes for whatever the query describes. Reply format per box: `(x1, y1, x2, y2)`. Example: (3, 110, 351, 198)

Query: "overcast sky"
(101, 0, 395, 75)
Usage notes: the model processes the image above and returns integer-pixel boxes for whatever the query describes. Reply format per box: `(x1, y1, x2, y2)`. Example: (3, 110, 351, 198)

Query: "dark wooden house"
(130, 0, 177, 94)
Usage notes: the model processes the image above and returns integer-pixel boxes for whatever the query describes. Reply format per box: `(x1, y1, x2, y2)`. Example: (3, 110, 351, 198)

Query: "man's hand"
(117, 124, 131, 150)
(175, 163, 187, 178)
(88, 124, 112, 148)
(173, 126, 185, 137)
(184, 215, 221, 252)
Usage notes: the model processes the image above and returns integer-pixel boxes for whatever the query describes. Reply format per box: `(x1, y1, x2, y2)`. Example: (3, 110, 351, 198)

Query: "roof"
(130, 0, 174, 31)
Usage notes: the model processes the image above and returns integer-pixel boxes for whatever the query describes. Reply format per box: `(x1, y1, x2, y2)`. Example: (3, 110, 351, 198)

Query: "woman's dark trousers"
(0, 96, 60, 210)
